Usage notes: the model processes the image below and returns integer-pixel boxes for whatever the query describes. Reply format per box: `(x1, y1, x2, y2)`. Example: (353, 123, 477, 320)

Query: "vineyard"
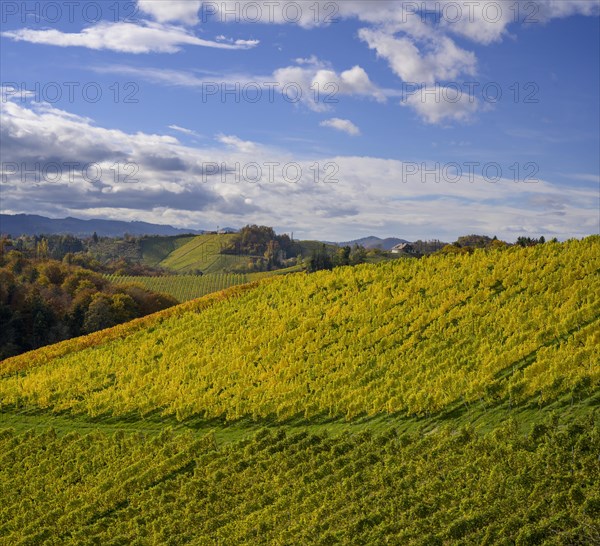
(0, 419, 598, 545)
(1, 237, 599, 544)
(156, 234, 243, 273)
(2, 237, 598, 422)
(106, 273, 248, 302)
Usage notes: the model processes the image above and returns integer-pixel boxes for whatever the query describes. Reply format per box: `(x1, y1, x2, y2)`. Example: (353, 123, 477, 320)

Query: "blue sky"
(1, 0, 599, 241)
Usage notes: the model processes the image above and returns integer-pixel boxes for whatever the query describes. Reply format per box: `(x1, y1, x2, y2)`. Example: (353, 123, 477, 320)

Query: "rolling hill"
(0, 237, 598, 544)
(156, 233, 243, 273)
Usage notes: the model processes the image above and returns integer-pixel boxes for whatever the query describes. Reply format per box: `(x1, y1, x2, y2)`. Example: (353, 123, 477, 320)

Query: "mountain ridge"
(0, 214, 205, 237)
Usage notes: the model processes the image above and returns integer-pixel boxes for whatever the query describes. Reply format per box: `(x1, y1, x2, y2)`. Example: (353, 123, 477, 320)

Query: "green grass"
(157, 234, 241, 273)
(140, 235, 196, 266)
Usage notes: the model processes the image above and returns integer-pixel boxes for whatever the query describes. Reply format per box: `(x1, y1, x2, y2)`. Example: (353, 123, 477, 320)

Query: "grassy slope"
(157, 234, 241, 273)
(139, 235, 196, 266)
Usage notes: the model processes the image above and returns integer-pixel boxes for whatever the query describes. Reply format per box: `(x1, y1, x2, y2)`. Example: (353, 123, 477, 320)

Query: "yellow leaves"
(0, 238, 598, 422)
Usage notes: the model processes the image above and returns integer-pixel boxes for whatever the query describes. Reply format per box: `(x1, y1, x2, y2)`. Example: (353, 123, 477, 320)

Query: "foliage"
(1, 237, 597, 421)
(0, 254, 177, 359)
(224, 225, 297, 258)
(0, 417, 598, 544)
(106, 274, 249, 302)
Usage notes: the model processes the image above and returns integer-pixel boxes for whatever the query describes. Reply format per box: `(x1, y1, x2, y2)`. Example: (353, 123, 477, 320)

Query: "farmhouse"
(391, 243, 416, 254)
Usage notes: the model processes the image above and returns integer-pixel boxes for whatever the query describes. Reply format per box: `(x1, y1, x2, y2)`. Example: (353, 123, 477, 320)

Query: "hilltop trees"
(225, 225, 298, 262)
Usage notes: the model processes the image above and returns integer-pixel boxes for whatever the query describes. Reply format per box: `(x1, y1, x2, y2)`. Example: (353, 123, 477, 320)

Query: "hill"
(156, 233, 244, 273)
(0, 214, 204, 238)
(2, 237, 597, 422)
(1, 237, 598, 544)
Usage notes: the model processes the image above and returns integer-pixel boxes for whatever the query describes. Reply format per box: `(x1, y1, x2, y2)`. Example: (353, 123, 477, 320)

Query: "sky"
(1, 0, 599, 241)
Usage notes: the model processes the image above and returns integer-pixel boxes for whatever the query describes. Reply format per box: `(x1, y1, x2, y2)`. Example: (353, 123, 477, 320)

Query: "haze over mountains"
(334, 236, 411, 250)
(0, 214, 413, 246)
(0, 214, 205, 238)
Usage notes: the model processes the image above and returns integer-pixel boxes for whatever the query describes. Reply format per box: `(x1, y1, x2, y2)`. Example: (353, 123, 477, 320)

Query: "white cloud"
(96, 59, 387, 112)
(197, 1, 597, 126)
(403, 86, 479, 124)
(2, 96, 597, 241)
(273, 62, 386, 111)
(217, 134, 259, 153)
(168, 125, 201, 137)
(137, 0, 202, 25)
(359, 29, 477, 85)
(320, 118, 361, 136)
(1, 21, 259, 53)
(214, 1, 598, 40)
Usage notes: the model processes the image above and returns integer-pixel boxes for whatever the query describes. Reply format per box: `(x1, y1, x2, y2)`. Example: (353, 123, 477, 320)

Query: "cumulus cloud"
(2, 95, 597, 240)
(213, 1, 599, 38)
(320, 118, 361, 136)
(359, 29, 477, 85)
(217, 134, 259, 153)
(2, 20, 258, 53)
(96, 59, 386, 112)
(272, 59, 386, 111)
(403, 86, 479, 124)
(137, 0, 202, 25)
(196, 1, 597, 125)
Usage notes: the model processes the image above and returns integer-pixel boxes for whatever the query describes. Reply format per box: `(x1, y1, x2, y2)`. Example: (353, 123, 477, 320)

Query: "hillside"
(1, 237, 599, 544)
(156, 233, 242, 273)
(2, 237, 597, 422)
(106, 273, 248, 303)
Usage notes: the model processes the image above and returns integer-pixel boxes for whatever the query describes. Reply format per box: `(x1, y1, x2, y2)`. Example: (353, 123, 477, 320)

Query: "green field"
(139, 235, 197, 266)
(1, 238, 599, 544)
(106, 273, 248, 302)
(156, 234, 243, 273)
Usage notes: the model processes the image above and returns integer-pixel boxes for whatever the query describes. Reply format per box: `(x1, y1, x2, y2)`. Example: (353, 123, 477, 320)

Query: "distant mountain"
(334, 236, 411, 250)
(0, 214, 204, 238)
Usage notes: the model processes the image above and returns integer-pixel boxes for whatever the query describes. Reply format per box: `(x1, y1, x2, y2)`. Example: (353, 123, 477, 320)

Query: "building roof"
(391, 243, 413, 251)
